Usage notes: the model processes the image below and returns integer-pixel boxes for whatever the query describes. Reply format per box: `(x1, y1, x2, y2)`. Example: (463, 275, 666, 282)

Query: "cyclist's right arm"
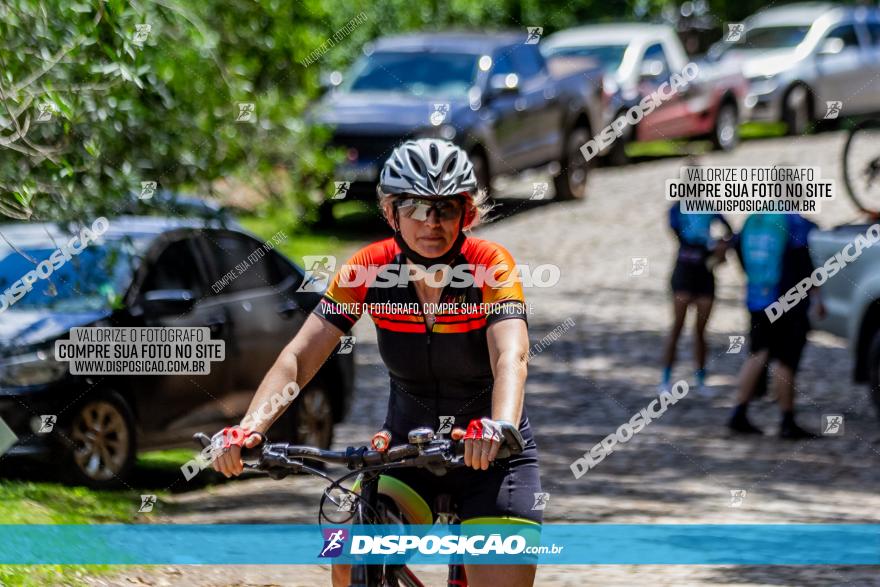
(213, 314, 345, 477)
(213, 244, 377, 477)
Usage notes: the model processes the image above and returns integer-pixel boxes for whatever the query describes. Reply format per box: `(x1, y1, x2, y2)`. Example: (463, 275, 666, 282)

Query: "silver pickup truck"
(809, 223, 880, 417)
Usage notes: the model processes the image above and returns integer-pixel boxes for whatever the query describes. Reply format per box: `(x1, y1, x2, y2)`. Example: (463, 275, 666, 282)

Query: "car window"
(826, 24, 861, 49)
(201, 233, 287, 294)
(643, 43, 670, 80)
(867, 22, 880, 46)
(512, 45, 544, 80)
(141, 238, 204, 297)
(343, 51, 478, 98)
(492, 47, 516, 76)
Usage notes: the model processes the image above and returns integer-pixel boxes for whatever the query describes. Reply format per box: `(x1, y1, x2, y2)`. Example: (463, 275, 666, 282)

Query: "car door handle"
(277, 300, 299, 317)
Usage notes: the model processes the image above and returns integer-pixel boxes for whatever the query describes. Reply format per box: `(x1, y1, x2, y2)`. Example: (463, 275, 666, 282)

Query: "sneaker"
(695, 384, 717, 398)
(728, 415, 764, 435)
(780, 422, 818, 440)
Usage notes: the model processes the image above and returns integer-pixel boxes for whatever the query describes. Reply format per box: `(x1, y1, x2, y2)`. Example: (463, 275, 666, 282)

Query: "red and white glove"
(462, 417, 511, 470)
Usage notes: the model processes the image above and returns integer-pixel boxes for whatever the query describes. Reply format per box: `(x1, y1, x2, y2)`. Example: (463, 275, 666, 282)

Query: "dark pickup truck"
(309, 31, 606, 206)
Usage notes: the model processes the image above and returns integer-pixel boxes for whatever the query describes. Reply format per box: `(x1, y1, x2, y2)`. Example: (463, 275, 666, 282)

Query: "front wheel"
(783, 85, 811, 136)
(712, 102, 739, 151)
(554, 126, 590, 200)
(64, 392, 136, 488)
(842, 118, 880, 215)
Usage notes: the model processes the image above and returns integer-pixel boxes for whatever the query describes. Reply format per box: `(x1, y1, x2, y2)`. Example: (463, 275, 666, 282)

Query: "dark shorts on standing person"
(671, 247, 715, 298)
(749, 309, 809, 370)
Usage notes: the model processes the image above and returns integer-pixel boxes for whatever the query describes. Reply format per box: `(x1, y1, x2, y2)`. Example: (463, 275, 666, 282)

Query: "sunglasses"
(395, 197, 464, 222)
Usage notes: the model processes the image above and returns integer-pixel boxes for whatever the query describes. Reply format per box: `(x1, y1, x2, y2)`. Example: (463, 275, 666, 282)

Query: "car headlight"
(0, 348, 68, 387)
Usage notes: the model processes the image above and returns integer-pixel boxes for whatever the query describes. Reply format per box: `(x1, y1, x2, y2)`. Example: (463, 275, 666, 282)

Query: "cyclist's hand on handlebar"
(211, 426, 264, 478)
(463, 418, 508, 470)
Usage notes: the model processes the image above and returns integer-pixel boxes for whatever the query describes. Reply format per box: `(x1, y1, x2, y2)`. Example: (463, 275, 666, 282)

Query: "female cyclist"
(213, 139, 542, 587)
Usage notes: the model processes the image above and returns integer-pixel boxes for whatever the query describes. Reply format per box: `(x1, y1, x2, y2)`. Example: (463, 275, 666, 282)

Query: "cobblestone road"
(87, 131, 880, 586)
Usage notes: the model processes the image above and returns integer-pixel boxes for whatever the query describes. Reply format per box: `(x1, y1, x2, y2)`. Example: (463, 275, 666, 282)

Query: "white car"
(708, 2, 880, 134)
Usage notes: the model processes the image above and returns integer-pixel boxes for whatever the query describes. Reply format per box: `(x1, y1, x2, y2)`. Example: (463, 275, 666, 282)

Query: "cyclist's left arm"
(487, 318, 529, 426)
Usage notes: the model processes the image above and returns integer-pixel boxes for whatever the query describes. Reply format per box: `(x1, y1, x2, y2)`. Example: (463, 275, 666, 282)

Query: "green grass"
(623, 122, 791, 160)
(136, 448, 194, 472)
(740, 121, 787, 139)
(0, 449, 189, 587)
(0, 480, 145, 587)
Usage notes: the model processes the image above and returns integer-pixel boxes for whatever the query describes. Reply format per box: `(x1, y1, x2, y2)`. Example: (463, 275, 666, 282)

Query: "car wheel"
(602, 114, 631, 166)
(783, 85, 810, 136)
(554, 125, 590, 200)
(469, 151, 491, 198)
(712, 102, 739, 151)
(294, 386, 334, 449)
(64, 392, 136, 488)
(867, 330, 880, 420)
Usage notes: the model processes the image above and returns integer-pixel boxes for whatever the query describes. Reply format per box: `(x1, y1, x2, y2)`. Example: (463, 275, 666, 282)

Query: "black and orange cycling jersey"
(312, 235, 542, 523)
(312, 235, 530, 445)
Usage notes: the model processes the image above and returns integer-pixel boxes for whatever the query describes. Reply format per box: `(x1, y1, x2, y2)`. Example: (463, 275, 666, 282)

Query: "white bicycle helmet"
(378, 139, 478, 198)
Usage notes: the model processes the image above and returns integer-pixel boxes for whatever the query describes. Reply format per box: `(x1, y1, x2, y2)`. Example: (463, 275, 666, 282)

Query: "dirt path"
(87, 132, 880, 586)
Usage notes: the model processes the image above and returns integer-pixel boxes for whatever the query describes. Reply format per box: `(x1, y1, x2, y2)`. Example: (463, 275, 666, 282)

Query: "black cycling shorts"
(671, 260, 715, 297)
(381, 418, 543, 525)
(750, 310, 809, 370)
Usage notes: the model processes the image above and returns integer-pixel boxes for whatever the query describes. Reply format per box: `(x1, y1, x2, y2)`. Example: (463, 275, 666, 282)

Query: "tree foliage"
(0, 0, 855, 223)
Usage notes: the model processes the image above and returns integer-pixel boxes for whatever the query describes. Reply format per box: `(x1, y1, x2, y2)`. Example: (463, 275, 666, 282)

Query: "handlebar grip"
(452, 425, 525, 459)
(241, 444, 263, 461)
(192, 432, 264, 461)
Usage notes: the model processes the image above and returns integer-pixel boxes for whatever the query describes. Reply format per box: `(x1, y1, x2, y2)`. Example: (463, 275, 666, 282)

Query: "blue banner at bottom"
(2, 524, 879, 565)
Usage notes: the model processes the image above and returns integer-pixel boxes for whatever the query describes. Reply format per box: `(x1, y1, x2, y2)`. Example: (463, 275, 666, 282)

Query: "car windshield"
(342, 51, 478, 97)
(733, 25, 811, 50)
(0, 237, 139, 313)
(543, 44, 627, 74)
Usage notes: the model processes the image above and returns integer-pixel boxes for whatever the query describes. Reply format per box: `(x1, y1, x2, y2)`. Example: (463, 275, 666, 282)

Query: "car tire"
(293, 385, 334, 449)
(554, 125, 590, 201)
(783, 85, 810, 136)
(711, 102, 739, 151)
(866, 330, 880, 420)
(602, 115, 631, 166)
(63, 391, 137, 488)
(469, 151, 491, 198)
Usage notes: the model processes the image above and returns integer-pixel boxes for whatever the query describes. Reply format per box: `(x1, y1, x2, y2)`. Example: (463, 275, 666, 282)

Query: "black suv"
(0, 216, 354, 487)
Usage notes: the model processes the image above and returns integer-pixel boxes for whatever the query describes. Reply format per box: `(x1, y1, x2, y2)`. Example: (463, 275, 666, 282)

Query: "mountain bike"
(842, 118, 880, 216)
(193, 425, 526, 587)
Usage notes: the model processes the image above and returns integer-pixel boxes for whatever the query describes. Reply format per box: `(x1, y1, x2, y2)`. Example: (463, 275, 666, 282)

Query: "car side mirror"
(639, 59, 666, 81)
(142, 289, 197, 316)
(487, 73, 520, 98)
(818, 37, 844, 56)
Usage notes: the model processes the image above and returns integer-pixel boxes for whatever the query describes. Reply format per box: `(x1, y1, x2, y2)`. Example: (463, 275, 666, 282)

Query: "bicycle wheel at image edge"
(842, 119, 880, 215)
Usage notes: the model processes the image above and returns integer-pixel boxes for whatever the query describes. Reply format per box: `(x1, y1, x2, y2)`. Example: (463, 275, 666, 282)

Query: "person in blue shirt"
(730, 211, 825, 439)
(661, 202, 732, 394)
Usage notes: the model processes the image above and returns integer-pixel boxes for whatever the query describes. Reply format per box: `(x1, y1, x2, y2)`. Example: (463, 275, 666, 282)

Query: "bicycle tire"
(842, 118, 880, 215)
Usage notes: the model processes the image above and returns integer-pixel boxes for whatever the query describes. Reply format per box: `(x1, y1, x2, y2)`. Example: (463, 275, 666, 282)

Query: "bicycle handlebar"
(193, 427, 523, 476)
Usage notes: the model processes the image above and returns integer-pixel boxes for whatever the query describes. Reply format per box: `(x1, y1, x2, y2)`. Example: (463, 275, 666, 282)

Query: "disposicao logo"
(319, 528, 349, 558)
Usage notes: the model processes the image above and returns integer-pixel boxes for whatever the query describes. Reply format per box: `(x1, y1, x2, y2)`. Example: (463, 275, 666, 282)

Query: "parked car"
(0, 216, 354, 487)
(808, 223, 880, 418)
(542, 23, 750, 164)
(309, 31, 606, 207)
(707, 3, 880, 135)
